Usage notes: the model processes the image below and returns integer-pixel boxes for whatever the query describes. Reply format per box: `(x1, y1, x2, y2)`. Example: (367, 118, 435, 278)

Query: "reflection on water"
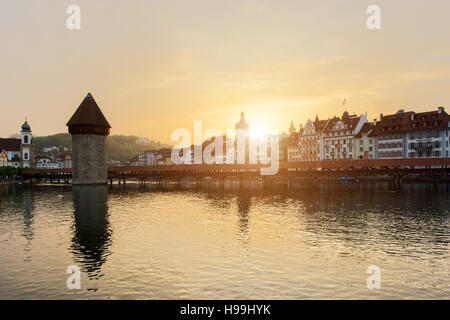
(71, 186, 111, 279)
(0, 181, 448, 299)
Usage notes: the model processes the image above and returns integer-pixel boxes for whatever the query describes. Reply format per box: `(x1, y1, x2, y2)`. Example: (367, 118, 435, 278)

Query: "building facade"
(287, 132, 301, 162)
(298, 116, 328, 161)
(0, 150, 7, 167)
(322, 111, 367, 160)
(369, 110, 411, 159)
(354, 122, 376, 160)
(35, 156, 59, 169)
(405, 107, 450, 158)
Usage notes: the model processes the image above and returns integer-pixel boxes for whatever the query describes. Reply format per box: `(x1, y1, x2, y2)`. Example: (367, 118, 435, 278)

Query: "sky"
(1, 0, 450, 143)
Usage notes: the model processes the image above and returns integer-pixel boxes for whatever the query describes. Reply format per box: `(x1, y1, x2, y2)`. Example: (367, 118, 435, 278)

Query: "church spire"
(289, 120, 296, 134)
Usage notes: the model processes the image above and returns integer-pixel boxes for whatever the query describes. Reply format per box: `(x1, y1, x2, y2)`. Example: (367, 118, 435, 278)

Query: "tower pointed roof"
(289, 120, 296, 134)
(67, 93, 111, 135)
(235, 111, 249, 131)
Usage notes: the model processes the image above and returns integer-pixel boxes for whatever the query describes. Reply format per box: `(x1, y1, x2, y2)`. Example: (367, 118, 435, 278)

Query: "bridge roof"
(67, 93, 111, 129)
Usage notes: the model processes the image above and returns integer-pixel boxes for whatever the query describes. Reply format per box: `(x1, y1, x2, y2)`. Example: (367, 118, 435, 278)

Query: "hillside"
(34, 133, 171, 163)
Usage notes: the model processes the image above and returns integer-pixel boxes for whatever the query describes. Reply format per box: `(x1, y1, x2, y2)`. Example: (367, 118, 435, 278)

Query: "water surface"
(0, 181, 448, 299)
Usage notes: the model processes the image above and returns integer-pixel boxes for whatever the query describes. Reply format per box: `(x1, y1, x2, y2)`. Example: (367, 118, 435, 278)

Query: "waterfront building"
(130, 150, 157, 166)
(0, 120, 35, 167)
(369, 110, 412, 159)
(298, 116, 328, 161)
(287, 132, 301, 161)
(322, 111, 367, 160)
(369, 107, 450, 159)
(157, 148, 173, 165)
(405, 107, 450, 158)
(56, 153, 72, 168)
(354, 122, 376, 160)
(278, 135, 288, 162)
(0, 150, 7, 167)
(35, 155, 59, 169)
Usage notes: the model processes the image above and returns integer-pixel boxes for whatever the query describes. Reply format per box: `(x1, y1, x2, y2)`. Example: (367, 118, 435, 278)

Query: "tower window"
(24, 136, 28, 144)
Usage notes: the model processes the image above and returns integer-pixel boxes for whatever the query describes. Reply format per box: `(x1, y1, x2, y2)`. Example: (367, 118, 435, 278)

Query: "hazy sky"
(1, 0, 450, 142)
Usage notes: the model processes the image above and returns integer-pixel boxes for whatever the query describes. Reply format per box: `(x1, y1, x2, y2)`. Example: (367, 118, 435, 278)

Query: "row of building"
(129, 148, 173, 166)
(0, 121, 73, 169)
(3, 105, 449, 168)
(130, 106, 450, 165)
(34, 154, 72, 169)
(286, 106, 450, 161)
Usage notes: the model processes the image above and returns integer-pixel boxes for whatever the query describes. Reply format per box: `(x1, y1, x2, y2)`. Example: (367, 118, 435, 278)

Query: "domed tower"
(67, 93, 111, 185)
(20, 119, 34, 167)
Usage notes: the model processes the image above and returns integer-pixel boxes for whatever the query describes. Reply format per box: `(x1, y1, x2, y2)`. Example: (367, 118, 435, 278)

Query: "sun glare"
(249, 127, 268, 137)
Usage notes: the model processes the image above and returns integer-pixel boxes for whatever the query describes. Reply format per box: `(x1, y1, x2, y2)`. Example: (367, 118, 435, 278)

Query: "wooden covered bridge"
(22, 158, 450, 184)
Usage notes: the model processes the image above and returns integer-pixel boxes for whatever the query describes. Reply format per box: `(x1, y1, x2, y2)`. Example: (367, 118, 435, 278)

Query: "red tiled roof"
(355, 122, 375, 138)
(315, 119, 329, 132)
(369, 108, 449, 136)
(405, 109, 450, 132)
(323, 114, 361, 133)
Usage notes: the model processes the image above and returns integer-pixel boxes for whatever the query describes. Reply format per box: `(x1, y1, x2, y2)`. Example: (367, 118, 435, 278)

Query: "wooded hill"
(34, 133, 171, 163)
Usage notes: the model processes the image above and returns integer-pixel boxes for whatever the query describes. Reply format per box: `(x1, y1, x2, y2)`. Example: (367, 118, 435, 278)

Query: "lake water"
(0, 180, 448, 299)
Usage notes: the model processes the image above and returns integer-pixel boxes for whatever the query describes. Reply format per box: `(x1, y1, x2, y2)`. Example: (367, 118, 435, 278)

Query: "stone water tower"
(67, 93, 111, 185)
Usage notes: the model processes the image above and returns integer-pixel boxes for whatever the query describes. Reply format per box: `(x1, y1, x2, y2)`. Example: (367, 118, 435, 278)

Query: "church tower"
(20, 119, 34, 167)
(289, 120, 296, 135)
(67, 93, 111, 185)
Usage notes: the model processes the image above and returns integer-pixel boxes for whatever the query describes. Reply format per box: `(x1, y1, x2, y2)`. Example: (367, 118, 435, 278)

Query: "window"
(24, 153, 28, 160)
(360, 147, 363, 152)
(23, 136, 28, 144)
(359, 140, 363, 145)
(369, 147, 373, 151)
